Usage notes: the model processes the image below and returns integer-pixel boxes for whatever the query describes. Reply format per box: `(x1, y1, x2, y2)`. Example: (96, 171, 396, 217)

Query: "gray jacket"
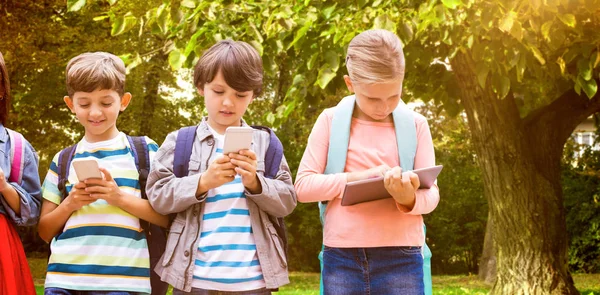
(146, 118, 297, 292)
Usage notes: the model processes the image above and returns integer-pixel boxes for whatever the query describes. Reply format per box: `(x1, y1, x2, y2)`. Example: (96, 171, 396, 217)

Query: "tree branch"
(524, 79, 600, 146)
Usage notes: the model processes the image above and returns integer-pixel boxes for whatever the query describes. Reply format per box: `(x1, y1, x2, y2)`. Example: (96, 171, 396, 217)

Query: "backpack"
(55, 135, 168, 295)
(6, 128, 27, 184)
(173, 125, 288, 258)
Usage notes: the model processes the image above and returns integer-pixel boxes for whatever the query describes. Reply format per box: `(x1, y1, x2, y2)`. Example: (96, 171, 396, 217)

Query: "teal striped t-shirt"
(42, 132, 158, 293)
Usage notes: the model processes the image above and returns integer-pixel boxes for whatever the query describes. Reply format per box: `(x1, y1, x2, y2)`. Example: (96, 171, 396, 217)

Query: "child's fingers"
(384, 170, 393, 187)
(392, 167, 402, 182)
(234, 167, 251, 179)
(80, 194, 99, 201)
(228, 152, 255, 164)
(84, 178, 108, 187)
(218, 161, 237, 170)
(238, 149, 257, 160)
(73, 182, 87, 189)
(99, 167, 113, 182)
(409, 172, 420, 189)
(84, 186, 109, 194)
(215, 155, 231, 164)
(401, 172, 411, 187)
(218, 168, 236, 178)
(230, 158, 256, 171)
(73, 192, 97, 202)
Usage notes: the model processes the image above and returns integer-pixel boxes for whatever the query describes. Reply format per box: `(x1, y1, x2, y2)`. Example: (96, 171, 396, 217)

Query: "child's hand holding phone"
(199, 155, 238, 191)
(84, 168, 126, 207)
(229, 149, 261, 194)
(72, 159, 126, 207)
(64, 181, 98, 212)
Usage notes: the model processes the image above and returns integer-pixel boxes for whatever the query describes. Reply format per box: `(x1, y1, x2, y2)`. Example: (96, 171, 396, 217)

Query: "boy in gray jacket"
(146, 40, 297, 294)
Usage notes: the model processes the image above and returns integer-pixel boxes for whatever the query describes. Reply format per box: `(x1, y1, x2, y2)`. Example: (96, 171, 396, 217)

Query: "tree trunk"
(450, 52, 579, 294)
(478, 213, 496, 284)
(139, 53, 167, 138)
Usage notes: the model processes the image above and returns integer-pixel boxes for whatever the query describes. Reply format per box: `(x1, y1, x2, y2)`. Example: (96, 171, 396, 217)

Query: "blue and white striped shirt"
(192, 127, 265, 291)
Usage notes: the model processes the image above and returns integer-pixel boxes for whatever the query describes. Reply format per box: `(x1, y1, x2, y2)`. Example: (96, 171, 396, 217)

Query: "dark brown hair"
(0, 52, 11, 125)
(66, 52, 126, 97)
(193, 40, 263, 96)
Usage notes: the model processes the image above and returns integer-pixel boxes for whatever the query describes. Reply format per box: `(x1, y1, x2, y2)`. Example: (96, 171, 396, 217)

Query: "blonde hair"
(66, 52, 126, 97)
(194, 40, 263, 96)
(346, 29, 405, 84)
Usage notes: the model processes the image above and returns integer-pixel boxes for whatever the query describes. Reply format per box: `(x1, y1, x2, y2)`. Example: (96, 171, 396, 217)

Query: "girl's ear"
(344, 75, 354, 93)
(64, 96, 75, 113)
(120, 92, 132, 111)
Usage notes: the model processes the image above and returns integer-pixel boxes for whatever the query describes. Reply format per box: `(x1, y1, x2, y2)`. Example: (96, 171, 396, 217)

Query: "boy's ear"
(197, 87, 204, 96)
(64, 96, 75, 113)
(120, 92, 132, 111)
(343, 75, 354, 93)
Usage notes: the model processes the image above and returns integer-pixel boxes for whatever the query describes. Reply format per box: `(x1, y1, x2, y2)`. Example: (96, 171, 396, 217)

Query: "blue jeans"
(322, 246, 424, 295)
(44, 288, 139, 295)
(173, 288, 271, 295)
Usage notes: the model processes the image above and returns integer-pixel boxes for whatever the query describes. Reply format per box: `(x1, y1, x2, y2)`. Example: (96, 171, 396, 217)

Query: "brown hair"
(66, 52, 126, 97)
(346, 29, 405, 84)
(193, 40, 263, 96)
(0, 52, 11, 125)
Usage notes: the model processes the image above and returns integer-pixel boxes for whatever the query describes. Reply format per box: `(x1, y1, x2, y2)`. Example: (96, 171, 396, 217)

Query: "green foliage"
(562, 141, 600, 273)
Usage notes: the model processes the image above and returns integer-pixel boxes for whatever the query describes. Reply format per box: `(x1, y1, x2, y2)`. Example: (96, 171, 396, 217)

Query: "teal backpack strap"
(392, 101, 417, 171)
(423, 224, 433, 295)
(320, 95, 356, 221)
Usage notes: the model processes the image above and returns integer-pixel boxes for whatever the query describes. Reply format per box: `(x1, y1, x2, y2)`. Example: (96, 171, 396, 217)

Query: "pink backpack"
(6, 128, 26, 184)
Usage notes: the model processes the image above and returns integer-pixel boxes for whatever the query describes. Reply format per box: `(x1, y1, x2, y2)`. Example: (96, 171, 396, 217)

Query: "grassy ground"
(29, 257, 599, 294)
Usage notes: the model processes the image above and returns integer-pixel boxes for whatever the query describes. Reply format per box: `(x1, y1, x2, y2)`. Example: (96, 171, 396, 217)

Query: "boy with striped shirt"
(146, 40, 296, 294)
(38, 52, 169, 295)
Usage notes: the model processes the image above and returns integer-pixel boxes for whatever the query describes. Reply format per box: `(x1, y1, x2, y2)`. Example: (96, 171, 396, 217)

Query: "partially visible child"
(0, 51, 42, 295)
(146, 40, 296, 295)
(295, 29, 440, 294)
(38, 52, 169, 295)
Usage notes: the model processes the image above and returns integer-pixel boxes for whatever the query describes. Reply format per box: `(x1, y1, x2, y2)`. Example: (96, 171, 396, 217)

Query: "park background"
(1, 0, 599, 294)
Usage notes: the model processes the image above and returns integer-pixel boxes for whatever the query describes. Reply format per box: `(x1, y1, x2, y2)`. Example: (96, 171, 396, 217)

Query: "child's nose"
(89, 106, 102, 117)
(223, 95, 235, 106)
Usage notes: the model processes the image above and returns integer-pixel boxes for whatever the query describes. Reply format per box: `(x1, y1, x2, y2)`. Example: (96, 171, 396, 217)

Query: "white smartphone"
(72, 158, 103, 182)
(223, 127, 254, 154)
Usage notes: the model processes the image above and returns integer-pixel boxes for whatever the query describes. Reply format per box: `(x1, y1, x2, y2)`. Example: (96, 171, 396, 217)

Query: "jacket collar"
(195, 117, 249, 142)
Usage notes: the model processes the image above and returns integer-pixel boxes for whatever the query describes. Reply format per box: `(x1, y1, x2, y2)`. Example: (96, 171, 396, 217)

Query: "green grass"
(29, 257, 599, 294)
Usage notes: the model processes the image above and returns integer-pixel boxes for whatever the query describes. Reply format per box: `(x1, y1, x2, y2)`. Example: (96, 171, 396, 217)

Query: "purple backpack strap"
(7, 129, 26, 184)
(174, 126, 198, 178)
(57, 144, 78, 201)
(251, 126, 283, 179)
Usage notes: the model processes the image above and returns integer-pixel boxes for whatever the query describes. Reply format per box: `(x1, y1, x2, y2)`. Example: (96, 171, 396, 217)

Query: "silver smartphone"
(71, 158, 103, 182)
(223, 127, 254, 154)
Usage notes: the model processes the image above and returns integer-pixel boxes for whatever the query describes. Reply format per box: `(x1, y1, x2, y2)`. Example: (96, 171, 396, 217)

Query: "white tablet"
(341, 165, 443, 206)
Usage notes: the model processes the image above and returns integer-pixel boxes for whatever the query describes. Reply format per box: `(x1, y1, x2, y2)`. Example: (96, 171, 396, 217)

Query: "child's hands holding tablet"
(384, 167, 420, 208)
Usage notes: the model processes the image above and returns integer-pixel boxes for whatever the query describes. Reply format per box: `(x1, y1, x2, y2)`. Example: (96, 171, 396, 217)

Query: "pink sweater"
(295, 107, 440, 247)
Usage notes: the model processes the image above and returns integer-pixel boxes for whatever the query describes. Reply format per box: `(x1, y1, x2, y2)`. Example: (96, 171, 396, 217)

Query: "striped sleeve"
(42, 152, 63, 205)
